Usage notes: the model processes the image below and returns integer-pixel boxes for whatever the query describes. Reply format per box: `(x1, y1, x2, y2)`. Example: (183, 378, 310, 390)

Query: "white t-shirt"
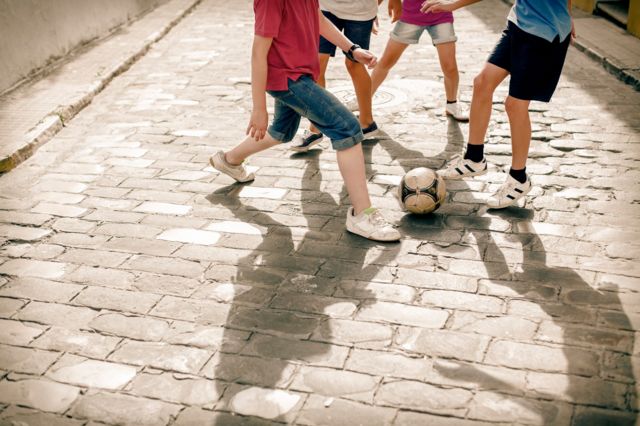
(320, 0, 378, 21)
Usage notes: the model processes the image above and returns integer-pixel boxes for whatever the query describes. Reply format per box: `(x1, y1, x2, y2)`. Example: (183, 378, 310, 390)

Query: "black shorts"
(488, 21, 570, 102)
(319, 11, 374, 61)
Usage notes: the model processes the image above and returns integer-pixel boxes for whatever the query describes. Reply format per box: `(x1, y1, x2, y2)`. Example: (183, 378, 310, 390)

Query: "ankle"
(224, 152, 242, 167)
(463, 143, 484, 163)
(509, 167, 527, 184)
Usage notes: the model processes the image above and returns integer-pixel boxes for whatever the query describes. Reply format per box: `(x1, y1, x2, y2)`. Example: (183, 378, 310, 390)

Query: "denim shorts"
(267, 75, 363, 151)
(319, 10, 374, 59)
(391, 21, 457, 45)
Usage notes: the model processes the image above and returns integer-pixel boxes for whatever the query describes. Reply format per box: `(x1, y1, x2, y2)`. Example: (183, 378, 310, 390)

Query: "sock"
(463, 144, 484, 163)
(509, 167, 527, 184)
(446, 99, 457, 104)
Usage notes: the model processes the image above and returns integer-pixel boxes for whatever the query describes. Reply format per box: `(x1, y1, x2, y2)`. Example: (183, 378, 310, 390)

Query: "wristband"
(345, 44, 361, 62)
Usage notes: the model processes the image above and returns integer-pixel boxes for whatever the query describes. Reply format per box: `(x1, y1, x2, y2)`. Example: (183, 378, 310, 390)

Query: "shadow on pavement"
(206, 145, 401, 423)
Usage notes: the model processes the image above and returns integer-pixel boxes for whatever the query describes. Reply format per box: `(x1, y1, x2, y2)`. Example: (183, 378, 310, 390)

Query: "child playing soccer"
(292, 0, 402, 152)
(370, 0, 469, 122)
(426, 0, 573, 208)
(210, 0, 401, 242)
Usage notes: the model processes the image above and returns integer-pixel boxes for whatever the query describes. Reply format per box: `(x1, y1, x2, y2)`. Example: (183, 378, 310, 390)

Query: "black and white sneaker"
(362, 122, 379, 139)
(487, 175, 532, 209)
(438, 155, 488, 179)
(291, 130, 324, 152)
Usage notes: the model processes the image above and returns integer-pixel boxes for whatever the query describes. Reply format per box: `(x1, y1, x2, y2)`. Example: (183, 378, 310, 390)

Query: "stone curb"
(0, 0, 202, 174)
(500, 0, 639, 92)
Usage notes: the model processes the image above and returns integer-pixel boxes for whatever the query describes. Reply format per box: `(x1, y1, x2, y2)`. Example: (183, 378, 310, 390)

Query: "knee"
(344, 58, 361, 72)
(440, 60, 458, 78)
(504, 96, 527, 116)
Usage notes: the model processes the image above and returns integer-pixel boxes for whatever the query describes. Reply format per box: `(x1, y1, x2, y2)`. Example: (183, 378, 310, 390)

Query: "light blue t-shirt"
(508, 0, 572, 43)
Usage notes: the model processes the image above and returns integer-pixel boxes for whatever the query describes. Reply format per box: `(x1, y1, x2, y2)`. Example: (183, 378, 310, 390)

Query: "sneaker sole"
(438, 167, 487, 180)
(209, 156, 255, 183)
(445, 111, 470, 122)
(290, 137, 324, 152)
(346, 227, 401, 242)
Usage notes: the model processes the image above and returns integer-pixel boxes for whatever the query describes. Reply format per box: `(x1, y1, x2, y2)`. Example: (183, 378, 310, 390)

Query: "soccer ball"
(397, 167, 446, 214)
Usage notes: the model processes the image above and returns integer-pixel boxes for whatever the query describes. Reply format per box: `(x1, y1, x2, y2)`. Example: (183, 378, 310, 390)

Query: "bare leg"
(345, 59, 374, 127)
(435, 42, 459, 102)
(336, 143, 371, 214)
(468, 63, 509, 146)
(309, 54, 331, 135)
(225, 133, 281, 165)
(504, 96, 531, 169)
(371, 39, 409, 95)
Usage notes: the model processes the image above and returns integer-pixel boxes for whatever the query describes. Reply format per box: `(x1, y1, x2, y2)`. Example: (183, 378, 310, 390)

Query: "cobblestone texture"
(0, 0, 639, 424)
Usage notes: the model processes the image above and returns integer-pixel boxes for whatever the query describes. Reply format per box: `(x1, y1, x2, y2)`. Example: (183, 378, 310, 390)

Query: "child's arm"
(420, 0, 481, 13)
(388, 0, 402, 23)
(248, 35, 272, 141)
(318, 10, 378, 68)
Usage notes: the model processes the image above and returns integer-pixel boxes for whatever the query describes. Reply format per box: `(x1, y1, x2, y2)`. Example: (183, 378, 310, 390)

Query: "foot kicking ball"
(398, 167, 446, 214)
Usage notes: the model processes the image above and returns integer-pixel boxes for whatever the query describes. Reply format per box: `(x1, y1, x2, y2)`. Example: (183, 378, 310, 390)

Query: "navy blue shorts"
(488, 21, 570, 102)
(319, 11, 375, 61)
(267, 76, 363, 151)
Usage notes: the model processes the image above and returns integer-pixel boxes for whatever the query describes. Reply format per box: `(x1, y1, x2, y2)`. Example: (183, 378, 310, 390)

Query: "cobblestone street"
(1, 0, 640, 424)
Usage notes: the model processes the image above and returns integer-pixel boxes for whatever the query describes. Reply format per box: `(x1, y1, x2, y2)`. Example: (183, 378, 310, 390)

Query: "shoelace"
(368, 210, 389, 227)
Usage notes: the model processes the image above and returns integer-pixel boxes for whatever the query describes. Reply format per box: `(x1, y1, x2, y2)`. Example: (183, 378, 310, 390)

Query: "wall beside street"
(0, 0, 170, 95)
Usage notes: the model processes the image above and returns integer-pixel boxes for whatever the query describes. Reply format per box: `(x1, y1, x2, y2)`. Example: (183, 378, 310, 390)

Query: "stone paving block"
(93, 223, 163, 239)
(0, 277, 83, 302)
(449, 311, 538, 340)
(0, 319, 45, 345)
(47, 354, 137, 389)
(16, 301, 100, 328)
(124, 254, 205, 278)
(0, 378, 80, 413)
(221, 384, 305, 422)
(311, 319, 393, 349)
(31, 203, 87, 218)
(58, 248, 131, 268)
(157, 228, 221, 245)
(33, 192, 86, 205)
(419, 290, 504, 314)
(241, 334, 349, 369)
(164, 322, 249, 352)
(133, 201, 192, 215)
(69, 391, 181, 425)
(33, 181, 88, 194)
(173, 407, 279, 426)
(0, 211, 52, 226)
(132, 272, 200, 296)
(0, 344, 60, 375)
(393, 269, 478, 292)
(484, 340, 599, 376)
(151, 296, 230, 324)
(290, 366, 379, 402)
(297, 395, 396, 426)
(66, 265, 136, 289)
(0, 224, 51, 242)
(89, 312, 170, 341)
(0, 297, 26, 318)
(429, 359, 528, 397)
(74, 286, 161, 315)
(507, 300, 596, 325)
(335, 280, 415, 303)
(345, 349, 432, 381)
(21, 243, 65, 260)
(375, 379, 472, 416)
(356, 301, 449, 329)
(128, 372, 222, 406)
(571, 406, 637, 426)
(202, 352, 296, 388)
(526, 371, 627, 409)
(128, 189, 192, 204)
(270, 293, 358, 318)
(468, 391, 573, 425)
(396, 327, 491, 362)
(84, 209, 145, 223)
(536, 320, 633, 353)
(228, 308, 318, 339)
(477, 278, 559, 302)
(0, 406, 85, 426)
(109, 340, 211, 374)
(49, 232, 109, 249)
(31, 326, 120, 359)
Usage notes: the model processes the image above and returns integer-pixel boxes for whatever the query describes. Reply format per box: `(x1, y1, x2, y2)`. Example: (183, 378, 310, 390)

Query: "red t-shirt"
(254, 0, 320, 91)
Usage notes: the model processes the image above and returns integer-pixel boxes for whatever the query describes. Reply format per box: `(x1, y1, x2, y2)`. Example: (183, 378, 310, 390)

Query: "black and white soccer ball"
(397, 167, 446, 214)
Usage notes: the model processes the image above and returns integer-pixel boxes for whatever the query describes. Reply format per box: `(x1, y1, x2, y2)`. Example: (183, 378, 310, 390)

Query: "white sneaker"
(345, 207, 401, 242)
(291, 130, 324, 152)
(445, 102, 469, 122)
(438, 155, 488, 179)
(487, 174, 532, 209)
(210, 151, 255, 183)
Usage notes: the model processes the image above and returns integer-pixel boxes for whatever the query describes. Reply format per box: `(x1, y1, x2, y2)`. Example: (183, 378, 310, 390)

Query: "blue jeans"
(267, 75, 363, 151)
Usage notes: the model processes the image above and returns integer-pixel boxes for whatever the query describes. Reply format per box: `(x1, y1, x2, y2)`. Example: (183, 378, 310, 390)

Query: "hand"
(420, 0, 458, 13)
(353, 48, 378, 69)
(372, 16, 379, 35)
(246, 108, 268, 141)
(388, 0, 402, 23)
(570, 19, 576, 43)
